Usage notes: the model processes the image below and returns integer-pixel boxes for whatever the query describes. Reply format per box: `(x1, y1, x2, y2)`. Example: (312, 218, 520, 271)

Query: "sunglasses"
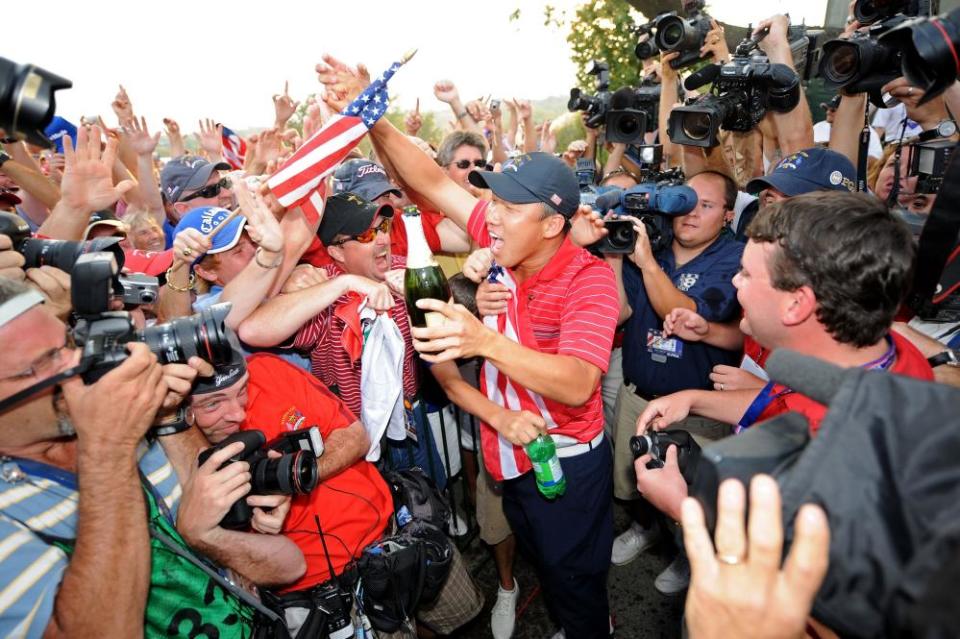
(180, 177, 231, 203)
(330, 218, 392, 246)
(451, 159, 487, 170)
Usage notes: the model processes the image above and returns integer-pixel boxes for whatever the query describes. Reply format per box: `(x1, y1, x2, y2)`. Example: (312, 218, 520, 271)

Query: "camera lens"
(617, 114, 641, 138)
(19, 236, 124, 272)
(630, 434, 653, 459)
(823, 43, 860, 84)
(854, 0, 879, 24)
(890, 9, 960, 99)
(0, 57, 72, 148)
(252, 450, 319, 495)
(138, 302, 237, 365)
(682, 111, 713, 141)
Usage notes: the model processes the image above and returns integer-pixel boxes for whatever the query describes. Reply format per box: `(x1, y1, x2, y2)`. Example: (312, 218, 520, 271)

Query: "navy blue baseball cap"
(747, 147, 856, 197)
(468, 152, 580, 217)
(161, 156, 231, 203)
(332, 159, 401, 202)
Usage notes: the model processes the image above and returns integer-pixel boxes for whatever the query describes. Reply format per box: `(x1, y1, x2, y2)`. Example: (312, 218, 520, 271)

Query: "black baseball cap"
(468, 152, 580, 217)
(192, 348, 247, 395)
(318, 192, 394, 246)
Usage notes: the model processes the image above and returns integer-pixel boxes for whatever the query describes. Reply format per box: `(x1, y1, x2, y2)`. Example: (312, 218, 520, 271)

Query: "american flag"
(220, 125, 247, 170)
(267, 58, 407, 224)
(479, 263, 559, 481)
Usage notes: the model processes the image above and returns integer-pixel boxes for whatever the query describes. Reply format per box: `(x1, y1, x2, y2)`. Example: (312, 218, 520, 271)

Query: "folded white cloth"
(360, 312, 406, 461)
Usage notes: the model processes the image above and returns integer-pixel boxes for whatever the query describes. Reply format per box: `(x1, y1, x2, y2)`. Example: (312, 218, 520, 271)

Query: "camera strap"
(857, 108, 870, 192)
(908, 138, 960, 313)
(0, 362, 87, 414)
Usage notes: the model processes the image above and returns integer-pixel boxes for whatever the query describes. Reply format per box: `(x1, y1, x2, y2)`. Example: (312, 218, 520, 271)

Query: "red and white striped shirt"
(289, 256, 418, 417)
(468, 200, 619, 479)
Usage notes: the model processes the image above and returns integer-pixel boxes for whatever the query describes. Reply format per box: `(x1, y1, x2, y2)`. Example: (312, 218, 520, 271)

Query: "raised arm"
(122, 117, 165, 223)
(755, 15, 814, 155)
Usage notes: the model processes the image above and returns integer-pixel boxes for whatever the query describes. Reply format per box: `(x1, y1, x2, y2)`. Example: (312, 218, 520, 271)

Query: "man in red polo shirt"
(633, 191, 932, 521)
(189, 352, 482, 636)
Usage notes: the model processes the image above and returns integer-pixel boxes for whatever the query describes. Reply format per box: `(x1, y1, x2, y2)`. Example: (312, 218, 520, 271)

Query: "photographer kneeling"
(189, 351, 482, 638)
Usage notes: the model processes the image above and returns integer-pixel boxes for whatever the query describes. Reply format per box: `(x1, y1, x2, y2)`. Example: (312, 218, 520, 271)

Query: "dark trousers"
(502, 443, 614, 639)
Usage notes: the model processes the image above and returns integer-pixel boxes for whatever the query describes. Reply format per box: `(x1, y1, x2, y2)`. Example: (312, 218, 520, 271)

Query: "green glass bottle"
(525, 434, 567, 499)
(401, 206, 451, 328)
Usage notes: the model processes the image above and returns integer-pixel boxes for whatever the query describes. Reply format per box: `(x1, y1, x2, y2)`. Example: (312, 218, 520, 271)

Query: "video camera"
(819, 0, 938, 107)
(653, 0, 714, 70)
(568, 60, 611, 129)
(590, 173, 697, 254)
(198, 428, 323, 529)
(633, 14, 668, 60)
(910, 139, 954, 194)
(606, 81, 661, 145)
(668, 32, 800, 147)
(881, 4, 958, 103)
(70, 252, 238, 384)
(0, 57, 71, 149)
(630, 429, 702, 484)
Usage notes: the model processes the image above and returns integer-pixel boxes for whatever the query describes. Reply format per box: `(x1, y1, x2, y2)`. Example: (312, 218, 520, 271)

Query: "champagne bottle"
(525, 434, 567, 499)
(401, 206, 451, 328)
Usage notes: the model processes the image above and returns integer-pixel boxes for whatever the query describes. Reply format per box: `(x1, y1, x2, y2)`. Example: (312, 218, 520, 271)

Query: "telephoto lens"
(881, 7, 960, 102)
(137, 302, 238, 365)
(251, 448, 319, 495)
(0, 212, 125, 273)
(0, 57, 72, 148)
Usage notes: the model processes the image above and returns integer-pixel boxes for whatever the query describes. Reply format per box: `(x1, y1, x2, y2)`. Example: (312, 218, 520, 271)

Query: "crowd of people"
(0, 6, 959, 639)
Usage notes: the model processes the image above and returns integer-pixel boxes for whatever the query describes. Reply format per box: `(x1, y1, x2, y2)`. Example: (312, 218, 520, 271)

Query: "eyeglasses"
(330, 218, 392, 246)
(0, 334, 75, 383)
(451, 159, 487, 170)
(180, 177, 231, 203)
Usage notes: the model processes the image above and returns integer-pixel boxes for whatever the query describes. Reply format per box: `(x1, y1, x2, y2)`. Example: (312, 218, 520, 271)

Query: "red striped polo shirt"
(468, 200, 619, 440)
(290, 255, 418, 417)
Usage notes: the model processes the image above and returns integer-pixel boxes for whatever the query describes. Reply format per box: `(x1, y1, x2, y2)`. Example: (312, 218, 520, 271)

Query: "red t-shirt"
(742, 332, 934, 434)
(290, 255, 418, 416)
(467, 200, 619, 441)
(240, 354, 393, 592)
(300, 208, 443, 268)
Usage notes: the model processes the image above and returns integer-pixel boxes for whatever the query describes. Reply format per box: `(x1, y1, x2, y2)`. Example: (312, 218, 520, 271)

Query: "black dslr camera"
(70, 252, 238, 383)
(568, 60, 611, 129)
(669, 34, 800, 148)
(630, 430, 702, 484)
(653, 0, 714, 70)
(881, 4, 959, 103)
(0, 57, 71, 148)
(197, 428, 322, 529)
(606, 82, 660, 145)
(819, 0, 937, 107)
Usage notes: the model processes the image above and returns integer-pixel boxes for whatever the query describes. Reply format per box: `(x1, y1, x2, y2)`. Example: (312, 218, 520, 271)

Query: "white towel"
(360, 312, 407, 461)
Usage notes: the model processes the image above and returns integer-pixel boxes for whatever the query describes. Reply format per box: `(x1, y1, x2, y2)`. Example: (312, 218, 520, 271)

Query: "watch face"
(941, 121, 957, 137)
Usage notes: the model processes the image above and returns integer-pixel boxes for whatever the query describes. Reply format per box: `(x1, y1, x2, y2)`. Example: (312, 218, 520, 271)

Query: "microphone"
(684, 64, 721, 91)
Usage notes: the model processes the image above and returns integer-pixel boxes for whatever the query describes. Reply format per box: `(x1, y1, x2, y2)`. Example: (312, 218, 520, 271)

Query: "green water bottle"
(525, 434, 566, 499)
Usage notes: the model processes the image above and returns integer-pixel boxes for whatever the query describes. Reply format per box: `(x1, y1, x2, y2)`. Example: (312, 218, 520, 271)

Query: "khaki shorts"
(475, 448, 513, 545)
(612, 381, 733, 501)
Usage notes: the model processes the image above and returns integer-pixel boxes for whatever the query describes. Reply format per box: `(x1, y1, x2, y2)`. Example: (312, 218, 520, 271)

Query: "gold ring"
(182, 248, 192, 256)
(717, 553, 742, 566)
(719, 383, 725, 391)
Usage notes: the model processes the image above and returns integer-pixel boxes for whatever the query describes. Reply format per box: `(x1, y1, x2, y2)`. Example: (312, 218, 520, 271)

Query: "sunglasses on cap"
(180, 177, 232, 203)
(451, 159, 487, 170)
(330, 218, 392, 246)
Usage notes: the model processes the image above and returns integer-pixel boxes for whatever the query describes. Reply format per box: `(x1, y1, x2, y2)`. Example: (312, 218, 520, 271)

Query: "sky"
(7, 0, 828, 133)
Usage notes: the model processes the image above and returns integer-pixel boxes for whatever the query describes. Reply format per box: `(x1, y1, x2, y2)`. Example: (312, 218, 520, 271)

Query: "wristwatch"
(927, 349, 960, 368)
(916, 120, 957, 142)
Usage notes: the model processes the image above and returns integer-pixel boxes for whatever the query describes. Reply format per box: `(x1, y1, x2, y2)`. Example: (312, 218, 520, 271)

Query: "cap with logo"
(318, 193, 394, 246)
(161, 156, 231, 203)
(84, 210, 127, 240)
(43, 116, 78, 155)
(746, 147, 856, 197)
(173, 206, 247, 256)
(332, 159, 402, 203)
(467, 152, 580, 217)
(192, 348, 247, 395)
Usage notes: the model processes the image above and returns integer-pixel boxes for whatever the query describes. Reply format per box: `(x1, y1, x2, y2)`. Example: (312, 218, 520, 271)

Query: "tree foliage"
(566, 1, 648, 91)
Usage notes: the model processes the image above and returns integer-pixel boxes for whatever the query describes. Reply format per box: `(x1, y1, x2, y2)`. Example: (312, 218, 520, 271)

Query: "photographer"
(189, 352, 483, 637)
(0, 272, 305, 637)
(607, 170, 743, 593)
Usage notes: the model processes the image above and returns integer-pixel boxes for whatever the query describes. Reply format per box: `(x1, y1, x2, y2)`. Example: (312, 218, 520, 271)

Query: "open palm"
(61, 126, 134, 213)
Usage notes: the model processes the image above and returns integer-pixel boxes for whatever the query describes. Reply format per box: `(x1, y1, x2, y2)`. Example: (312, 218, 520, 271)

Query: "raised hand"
(111, 84, 135, 127)
(303, 99, 323, 139)
(196, 118, 223, 158)
(315, 55, 370, 112)
(405, 98, 423, 136)
(699, 19, 730, 63)
(233, 177, 283, 253)
(163, 117, 185, 157)
(257, 128, 283, 167)
(273, 81, 300, 129)
(433, 80, 460, 104)
(60, 125, 135, 215)
(122, 116, 161, 157)
(513, 98, 533, 121)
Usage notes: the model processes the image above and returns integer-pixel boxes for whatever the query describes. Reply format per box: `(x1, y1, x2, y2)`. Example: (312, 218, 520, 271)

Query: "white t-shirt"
(813, 120, 884, 159)
(872, 103, 922, 142)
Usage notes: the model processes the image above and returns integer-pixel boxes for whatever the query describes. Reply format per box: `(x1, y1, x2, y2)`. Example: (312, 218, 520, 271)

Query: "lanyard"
(4, 457, 78, 491)
(736, 336, 897, 432)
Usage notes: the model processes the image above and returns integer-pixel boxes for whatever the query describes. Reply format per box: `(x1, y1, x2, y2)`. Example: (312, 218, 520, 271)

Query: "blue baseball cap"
(332, 159, 401, 202)
(747, 147, 856, 197)
(173, 206, 247, 256)
(468, 152, 580, 217)
(43, 116, 77, 154)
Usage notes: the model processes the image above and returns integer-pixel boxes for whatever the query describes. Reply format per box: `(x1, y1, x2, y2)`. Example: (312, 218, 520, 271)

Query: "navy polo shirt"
(622, 235, 744, 396)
